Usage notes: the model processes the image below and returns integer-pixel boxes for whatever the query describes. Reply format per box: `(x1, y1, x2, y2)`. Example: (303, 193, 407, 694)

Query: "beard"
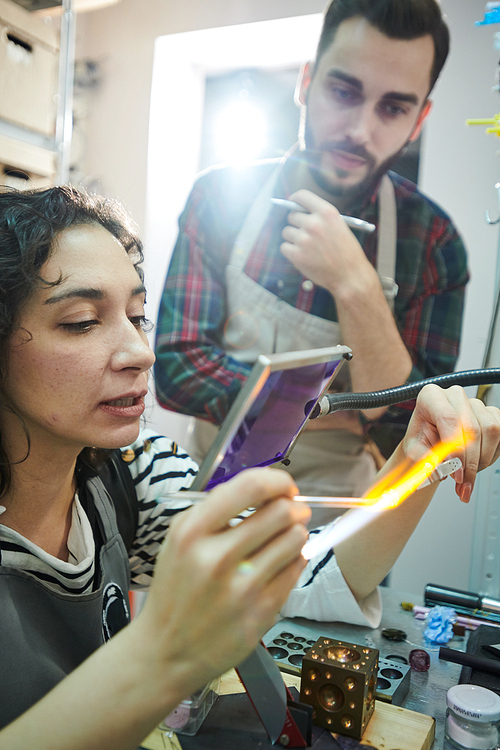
(299, 111, 407, 205)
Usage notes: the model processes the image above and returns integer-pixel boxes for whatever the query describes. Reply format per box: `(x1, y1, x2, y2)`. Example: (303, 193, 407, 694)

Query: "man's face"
(298, 17, 434, 202)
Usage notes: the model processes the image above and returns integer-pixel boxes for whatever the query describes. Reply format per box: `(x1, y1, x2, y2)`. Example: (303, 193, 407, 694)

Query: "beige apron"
(190, 165, 397, 523)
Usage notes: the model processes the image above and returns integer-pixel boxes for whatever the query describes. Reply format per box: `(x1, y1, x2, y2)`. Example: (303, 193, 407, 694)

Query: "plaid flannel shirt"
(154, 158, 469, 457)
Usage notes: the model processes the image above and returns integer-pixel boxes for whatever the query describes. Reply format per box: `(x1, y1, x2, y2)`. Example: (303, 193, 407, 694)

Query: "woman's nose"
(111, 325, 156, 372)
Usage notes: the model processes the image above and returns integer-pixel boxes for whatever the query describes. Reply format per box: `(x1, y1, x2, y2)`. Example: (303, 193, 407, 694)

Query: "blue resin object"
(424, 606, 456, 644)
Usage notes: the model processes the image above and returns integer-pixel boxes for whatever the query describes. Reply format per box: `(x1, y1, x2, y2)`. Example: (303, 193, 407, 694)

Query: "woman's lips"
(99, 395, 145, 417)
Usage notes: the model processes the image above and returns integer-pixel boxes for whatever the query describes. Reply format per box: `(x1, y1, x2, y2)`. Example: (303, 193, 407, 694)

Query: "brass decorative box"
(299, 637, 378, 739)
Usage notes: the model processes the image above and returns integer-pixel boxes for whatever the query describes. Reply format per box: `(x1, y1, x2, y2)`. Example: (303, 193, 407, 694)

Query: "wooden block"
(140, 727, 182, 750)
(281, 670, 434, 750)
(337, 701, 435, 750)
(140, 672, 435, 750)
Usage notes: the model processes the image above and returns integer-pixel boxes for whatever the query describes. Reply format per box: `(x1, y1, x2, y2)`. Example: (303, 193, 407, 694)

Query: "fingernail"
(459, 482, 472, 503)
(453, 467, 464, 484)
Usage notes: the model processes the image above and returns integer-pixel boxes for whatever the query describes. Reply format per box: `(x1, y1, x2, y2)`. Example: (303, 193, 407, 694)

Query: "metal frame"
(470, 239, 500, 596)
(190, 345, 351, 491)
(55, 0, 75, 184)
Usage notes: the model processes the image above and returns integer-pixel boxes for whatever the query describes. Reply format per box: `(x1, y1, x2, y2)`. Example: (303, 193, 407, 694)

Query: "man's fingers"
(289, 189, 331, 214)
(247, 554, 309, 630)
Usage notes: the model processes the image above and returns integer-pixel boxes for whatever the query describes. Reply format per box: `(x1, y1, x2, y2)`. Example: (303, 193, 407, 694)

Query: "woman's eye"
(130, 315, 153, 332)
(61, 320, 99, 333)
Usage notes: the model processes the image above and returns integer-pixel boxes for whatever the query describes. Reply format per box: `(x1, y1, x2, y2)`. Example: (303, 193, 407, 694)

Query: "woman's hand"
(402, 384, 500, 503)
(136, 467, 310, 698)
(0, 468, 309, 750)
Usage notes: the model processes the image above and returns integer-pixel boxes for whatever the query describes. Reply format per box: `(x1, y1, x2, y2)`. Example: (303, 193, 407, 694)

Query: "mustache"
(319, 141, 374, 162)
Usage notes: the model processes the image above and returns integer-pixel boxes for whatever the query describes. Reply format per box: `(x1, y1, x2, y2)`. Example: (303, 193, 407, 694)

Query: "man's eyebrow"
(327, 69, 419, 106)
(44, 284, 146, 305)
(327, 69, 363, 91)
(381, 91, 419, 106)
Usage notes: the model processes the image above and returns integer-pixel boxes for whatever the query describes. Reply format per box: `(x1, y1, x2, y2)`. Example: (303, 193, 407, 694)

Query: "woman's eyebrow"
(44, 284, 146, 305)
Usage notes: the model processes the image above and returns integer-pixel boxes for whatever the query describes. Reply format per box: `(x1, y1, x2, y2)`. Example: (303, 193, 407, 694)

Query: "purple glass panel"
(206, 359, 341, 489)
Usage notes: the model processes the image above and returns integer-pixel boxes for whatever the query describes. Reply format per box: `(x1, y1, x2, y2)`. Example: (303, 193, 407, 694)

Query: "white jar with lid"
(445, 685, 500, 750)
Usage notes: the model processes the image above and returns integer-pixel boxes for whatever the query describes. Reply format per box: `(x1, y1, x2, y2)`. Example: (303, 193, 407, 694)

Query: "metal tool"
(271, 197, 376, 233)
(236, 643, 309, 747)
(417, 457, 462, 488)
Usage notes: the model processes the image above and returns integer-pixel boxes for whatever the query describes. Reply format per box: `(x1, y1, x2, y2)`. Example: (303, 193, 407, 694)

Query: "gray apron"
(0, 477, 131, 729)
(191, 166, 397, 521)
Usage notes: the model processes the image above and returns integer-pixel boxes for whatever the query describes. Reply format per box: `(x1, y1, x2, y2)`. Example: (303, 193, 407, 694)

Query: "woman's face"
(2, 223, 155, 458)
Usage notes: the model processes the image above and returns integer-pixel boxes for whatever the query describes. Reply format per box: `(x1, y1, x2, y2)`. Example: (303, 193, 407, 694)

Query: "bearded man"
(154, 0, 468, 507)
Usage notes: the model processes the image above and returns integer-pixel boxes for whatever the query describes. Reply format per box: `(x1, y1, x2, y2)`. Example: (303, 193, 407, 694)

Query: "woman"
(0, 185, 498, 749)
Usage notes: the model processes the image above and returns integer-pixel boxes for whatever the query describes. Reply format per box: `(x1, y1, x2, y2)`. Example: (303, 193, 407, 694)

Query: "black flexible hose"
(310, 368, 500, 419)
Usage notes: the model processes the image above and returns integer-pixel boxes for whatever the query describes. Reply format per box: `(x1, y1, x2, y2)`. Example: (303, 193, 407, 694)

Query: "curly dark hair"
(315, 0, 450, 95)
(0, 184, 145, 498)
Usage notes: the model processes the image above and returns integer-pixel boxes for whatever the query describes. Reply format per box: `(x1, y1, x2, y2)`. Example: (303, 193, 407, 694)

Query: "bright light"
(213, 100, 268, 164)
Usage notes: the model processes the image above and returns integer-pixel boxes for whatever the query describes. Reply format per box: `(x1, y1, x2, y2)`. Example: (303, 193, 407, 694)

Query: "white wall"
(75, 0, 326, 230)
(77, 0, 500, 596)
(390, 0, 500, 595)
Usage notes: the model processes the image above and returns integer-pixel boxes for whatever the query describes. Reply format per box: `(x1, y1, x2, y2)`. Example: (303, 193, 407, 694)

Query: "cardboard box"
(0, 0, 59, 136)
(0, 132, 55, 186)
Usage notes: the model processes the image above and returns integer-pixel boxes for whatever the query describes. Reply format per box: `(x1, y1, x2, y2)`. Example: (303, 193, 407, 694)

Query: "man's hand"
(279, 189, 412, 418)
(280, 189, 378, 298)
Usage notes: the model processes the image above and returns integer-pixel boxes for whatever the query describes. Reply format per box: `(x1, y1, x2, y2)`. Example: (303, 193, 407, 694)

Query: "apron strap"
(230, 165, 283, 270)
(376, 174, 398, 312)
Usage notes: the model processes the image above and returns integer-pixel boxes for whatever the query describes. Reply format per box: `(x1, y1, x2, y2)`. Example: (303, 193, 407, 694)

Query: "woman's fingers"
(469, 399, 500, 471)
(188, 467, 299, 534)
(234, 517, 309, 586)
(404, 385, 500, 503)
(140, 468, 312, 687)
(225, 493, 310, 566)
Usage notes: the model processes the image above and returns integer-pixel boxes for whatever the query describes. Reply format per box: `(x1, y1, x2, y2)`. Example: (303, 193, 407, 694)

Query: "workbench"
(141, 586, 467, 749)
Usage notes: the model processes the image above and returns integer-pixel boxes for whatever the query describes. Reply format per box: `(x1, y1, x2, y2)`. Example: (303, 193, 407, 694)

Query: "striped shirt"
(154, 158, 469, 457)
(0, 430, 382, 627)
(0, 430, 197, 596)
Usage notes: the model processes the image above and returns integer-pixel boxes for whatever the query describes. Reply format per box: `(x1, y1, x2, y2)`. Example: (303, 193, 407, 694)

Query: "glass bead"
(409, 648, 431, 672)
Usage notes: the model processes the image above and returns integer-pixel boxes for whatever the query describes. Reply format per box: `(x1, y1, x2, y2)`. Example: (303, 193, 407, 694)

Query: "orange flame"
(301, 429, 472, 560)
(362, 429, 470, 511)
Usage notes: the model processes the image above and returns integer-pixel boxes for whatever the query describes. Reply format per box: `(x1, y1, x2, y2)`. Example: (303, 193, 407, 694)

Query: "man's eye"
(61, 320, 98, 333)
(329, 85, 360, 105)
(332, 86, 354, 100)
(380, 102, 407, 118)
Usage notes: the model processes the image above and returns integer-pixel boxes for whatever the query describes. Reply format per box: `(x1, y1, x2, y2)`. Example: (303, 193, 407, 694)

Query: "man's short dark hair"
(315, 0, 450, 95)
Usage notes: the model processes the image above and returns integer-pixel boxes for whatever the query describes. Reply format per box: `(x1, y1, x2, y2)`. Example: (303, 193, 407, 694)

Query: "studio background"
(74, 0, 500, 597)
